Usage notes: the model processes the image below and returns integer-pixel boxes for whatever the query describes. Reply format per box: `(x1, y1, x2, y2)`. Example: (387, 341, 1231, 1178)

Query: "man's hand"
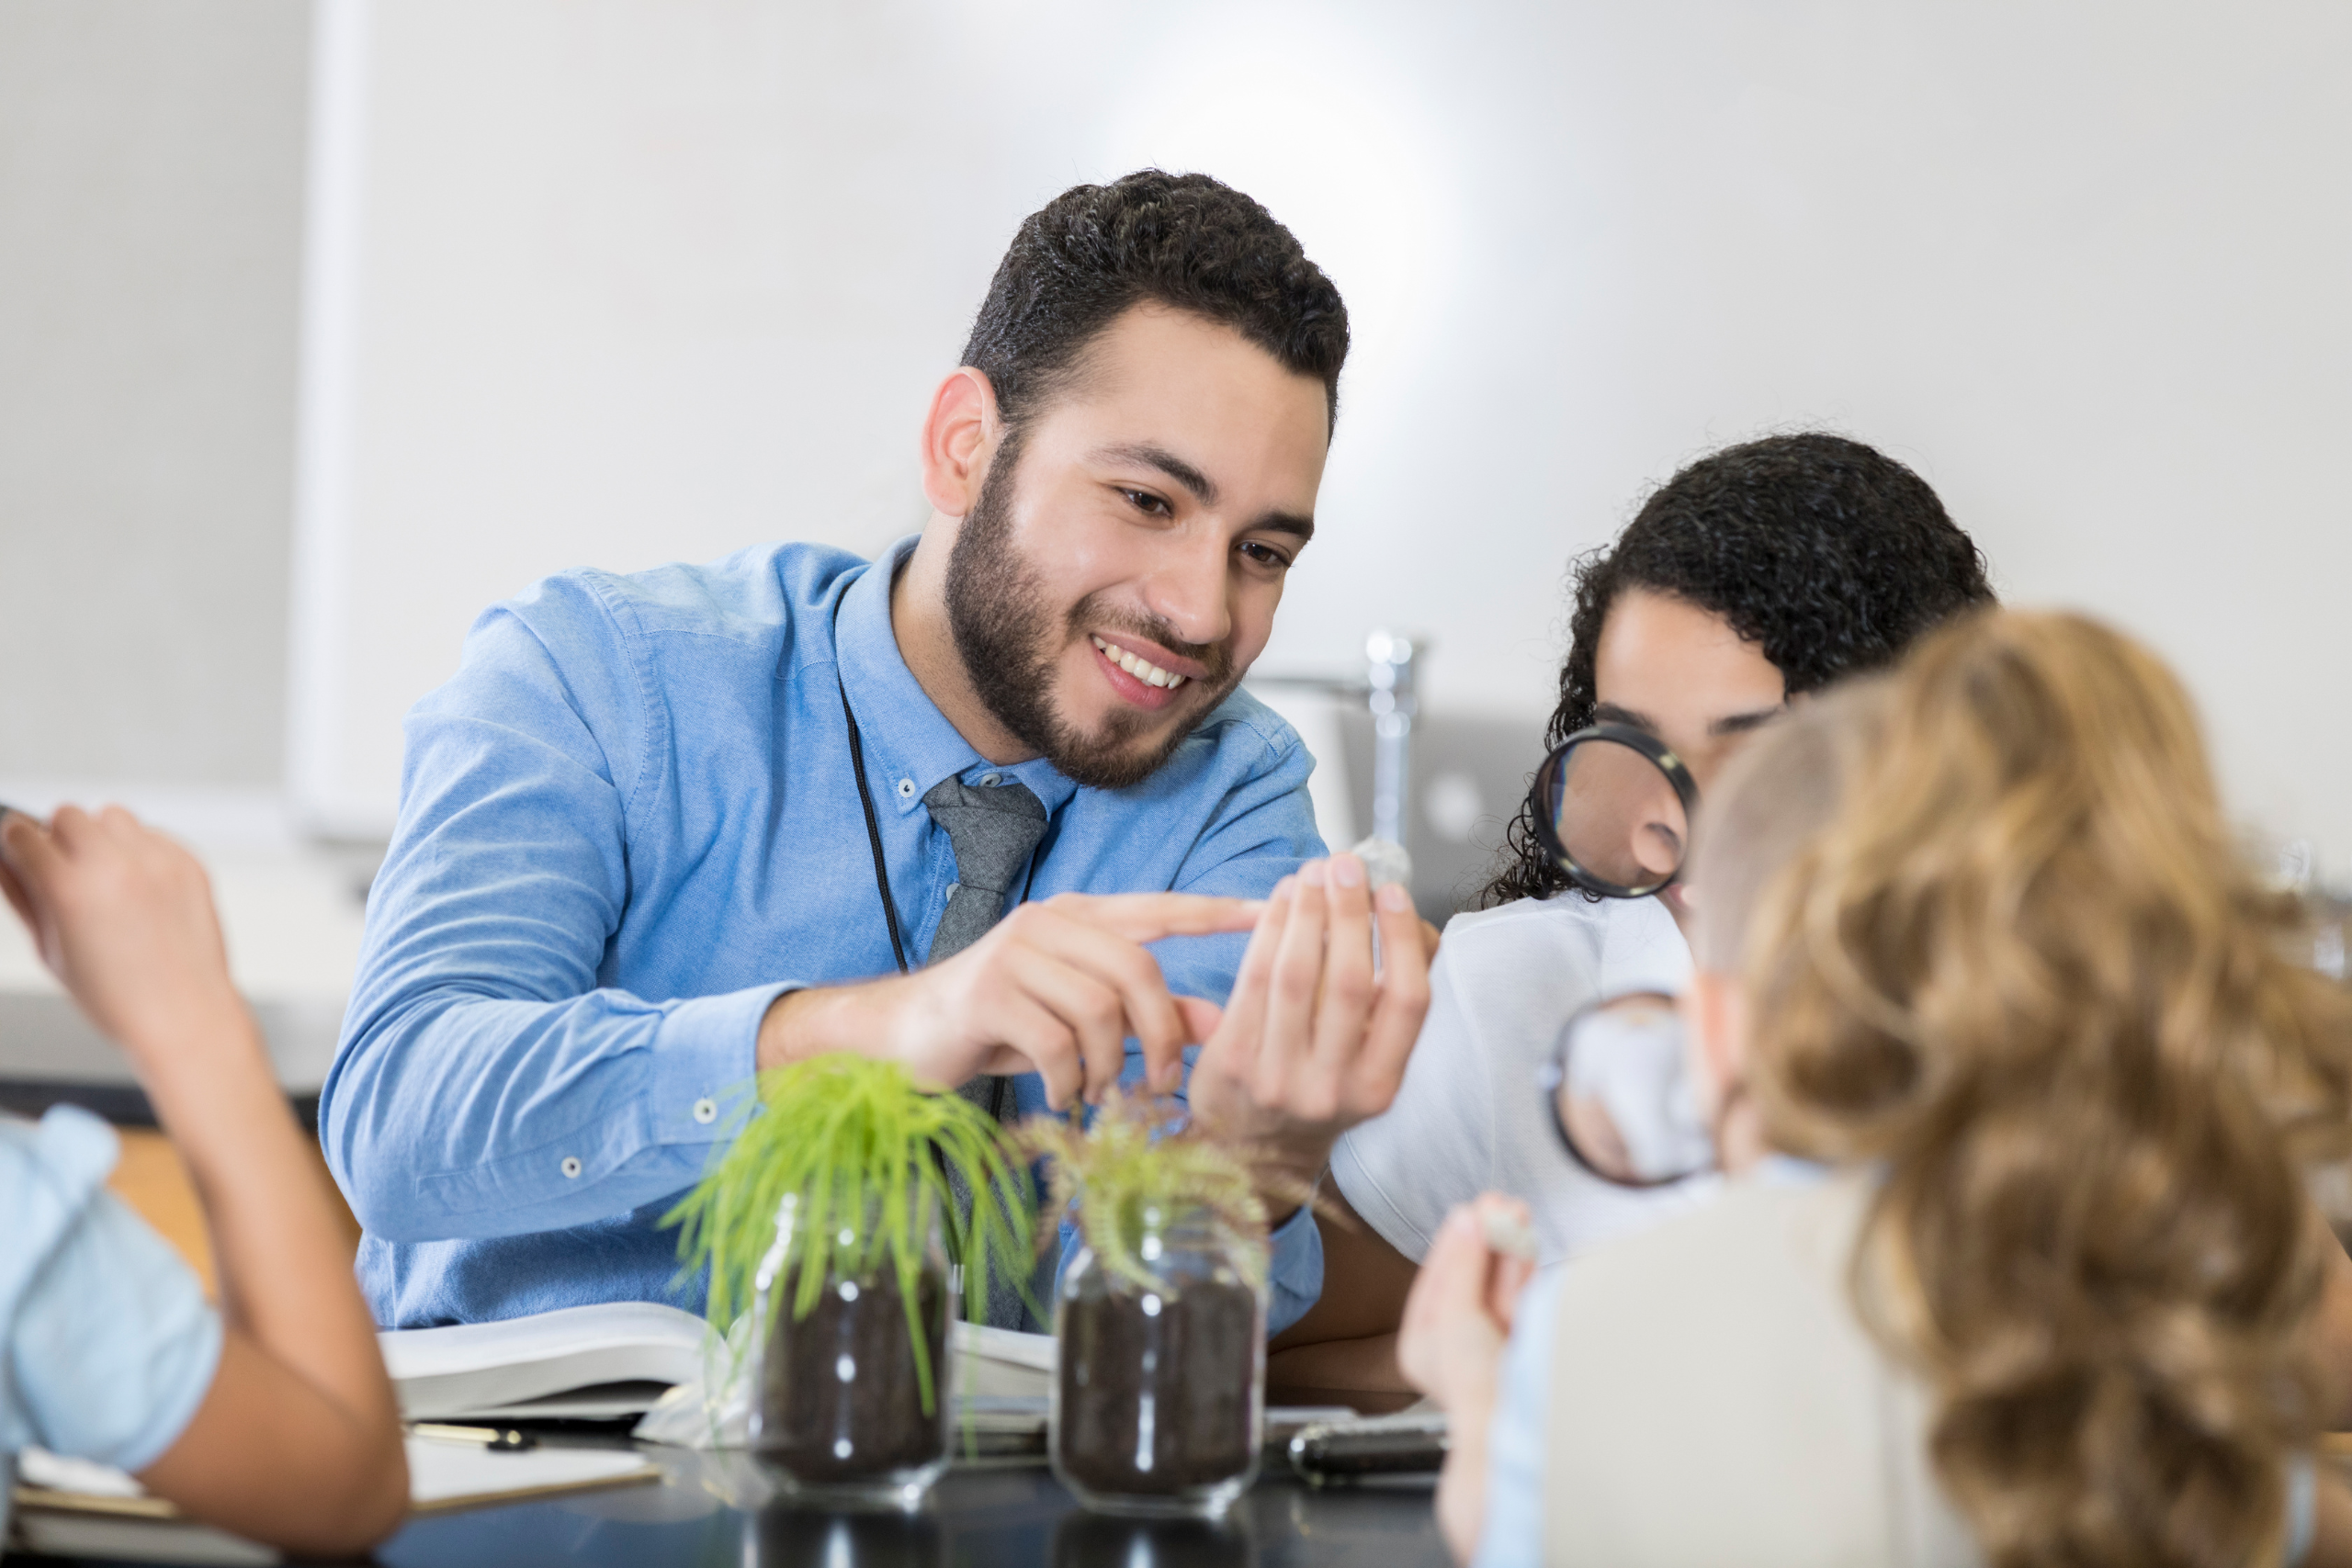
(1183, 852, 1435, 1190)
(0, 806, 252, 1065)
(757, 890, 1261, 1110)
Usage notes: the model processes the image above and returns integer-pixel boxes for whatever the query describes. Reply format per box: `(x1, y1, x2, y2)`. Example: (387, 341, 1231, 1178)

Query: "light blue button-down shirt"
(323, 536, 1327, 1332)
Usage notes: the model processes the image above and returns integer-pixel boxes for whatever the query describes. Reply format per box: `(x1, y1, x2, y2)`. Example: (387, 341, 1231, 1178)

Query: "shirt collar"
(1753, 1153, 1833, 1187)
(832, 536, 1080, 819)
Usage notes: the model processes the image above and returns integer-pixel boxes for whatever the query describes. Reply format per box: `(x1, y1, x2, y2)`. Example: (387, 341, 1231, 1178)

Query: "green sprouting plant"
(664, 1055, 1036, 1413)
(1017, 1090, 1308, 1297)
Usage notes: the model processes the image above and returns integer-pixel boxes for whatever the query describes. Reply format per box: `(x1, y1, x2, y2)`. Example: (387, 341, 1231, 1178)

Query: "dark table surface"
(17, 1448, 1450, 1568)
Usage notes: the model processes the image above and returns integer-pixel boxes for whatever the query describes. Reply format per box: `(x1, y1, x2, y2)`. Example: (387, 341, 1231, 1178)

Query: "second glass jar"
(1050, 1204, 1267, 1517)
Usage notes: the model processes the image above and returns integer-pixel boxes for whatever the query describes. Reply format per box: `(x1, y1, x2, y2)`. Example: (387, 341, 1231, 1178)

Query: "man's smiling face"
(944, 304, 1332, 789)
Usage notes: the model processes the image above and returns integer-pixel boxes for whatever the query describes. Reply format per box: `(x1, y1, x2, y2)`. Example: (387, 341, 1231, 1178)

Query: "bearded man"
(322, 171, 1431, 1334)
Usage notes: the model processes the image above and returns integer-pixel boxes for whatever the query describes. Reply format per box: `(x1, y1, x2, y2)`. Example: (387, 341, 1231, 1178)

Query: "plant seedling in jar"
(1021, 1093, 1296, 1518)
(666, 1055, 1036, 1506)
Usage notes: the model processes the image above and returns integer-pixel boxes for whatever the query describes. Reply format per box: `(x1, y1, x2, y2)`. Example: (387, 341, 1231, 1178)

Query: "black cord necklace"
(837, 588, 912, 976)
(833, 586, 1040, 980)
(840, 676, 910, 976)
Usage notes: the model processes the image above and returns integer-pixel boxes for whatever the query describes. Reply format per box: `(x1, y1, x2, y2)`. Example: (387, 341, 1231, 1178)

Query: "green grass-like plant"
(664, 1055, 1036, 1413)
(1017, 1090, 1299, 1297)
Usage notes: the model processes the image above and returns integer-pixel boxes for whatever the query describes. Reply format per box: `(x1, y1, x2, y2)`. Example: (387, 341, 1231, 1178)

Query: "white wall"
(0, 0, 309, 787)
(290, 0, 2352, 873)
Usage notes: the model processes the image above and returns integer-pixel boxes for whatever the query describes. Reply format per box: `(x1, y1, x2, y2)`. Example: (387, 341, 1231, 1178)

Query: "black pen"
(408, 1422, 538, 1451)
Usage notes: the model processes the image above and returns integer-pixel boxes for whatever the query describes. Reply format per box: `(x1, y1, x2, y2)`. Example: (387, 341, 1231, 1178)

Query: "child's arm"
(1396, 1196, 1539, 1565)
(1, 807, 408, 1555)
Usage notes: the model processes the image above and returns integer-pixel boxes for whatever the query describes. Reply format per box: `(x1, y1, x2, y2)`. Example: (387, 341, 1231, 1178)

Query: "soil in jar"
(1056, 1275, 1258, 1495)
(759, 1261, 949, 1483)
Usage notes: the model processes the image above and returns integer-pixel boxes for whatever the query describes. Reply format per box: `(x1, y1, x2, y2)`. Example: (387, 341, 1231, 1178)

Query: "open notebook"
(382, 1301, 714, 1420)
(379, 1301, 1060, 1423)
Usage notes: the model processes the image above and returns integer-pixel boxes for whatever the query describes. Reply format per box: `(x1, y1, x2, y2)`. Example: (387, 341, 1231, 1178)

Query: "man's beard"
(944, 444, 1238, 791)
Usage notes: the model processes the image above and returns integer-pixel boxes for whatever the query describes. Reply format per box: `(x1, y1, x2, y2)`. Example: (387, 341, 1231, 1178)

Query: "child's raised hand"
(1396, 1193, 1537, 1417)
(0, 806, 247, 1063)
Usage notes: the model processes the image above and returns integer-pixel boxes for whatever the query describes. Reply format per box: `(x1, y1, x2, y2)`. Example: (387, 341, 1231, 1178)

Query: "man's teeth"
(1091, 635, 1187, 690)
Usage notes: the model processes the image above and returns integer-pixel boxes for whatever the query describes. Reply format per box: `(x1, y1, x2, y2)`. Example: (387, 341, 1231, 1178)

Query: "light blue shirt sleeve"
(327, 583, 783, 1246)
(1469, 1264, 1560, 1568)
(1259, 1202, 1322, 1337)
(2, 1108, 222, 1474)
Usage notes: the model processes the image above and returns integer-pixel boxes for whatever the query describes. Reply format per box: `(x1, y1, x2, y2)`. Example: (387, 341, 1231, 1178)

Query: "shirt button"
(560, 1156, 582, 1179)
(693, 1098, 718, 1125)
(896, 779, 916, 799)
(979, 773, 1001, 787)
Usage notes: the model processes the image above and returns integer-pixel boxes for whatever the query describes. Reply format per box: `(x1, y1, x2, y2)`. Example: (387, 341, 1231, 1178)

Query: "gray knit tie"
(922, 774, 1052, 1329)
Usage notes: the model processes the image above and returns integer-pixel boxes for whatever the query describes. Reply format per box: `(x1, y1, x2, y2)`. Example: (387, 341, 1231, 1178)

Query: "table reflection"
(751, 1503, 944, 1568)
(1053, 1510, 1257, 1568)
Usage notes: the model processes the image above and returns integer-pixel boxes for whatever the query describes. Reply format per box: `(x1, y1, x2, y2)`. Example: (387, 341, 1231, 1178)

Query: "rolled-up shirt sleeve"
(322, 578, 774, 1243)
(4, 1108, 221, 1475)
(1261, 1201, 1324, 1337)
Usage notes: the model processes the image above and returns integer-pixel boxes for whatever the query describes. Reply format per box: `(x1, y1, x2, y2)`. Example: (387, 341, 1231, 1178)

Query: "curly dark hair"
(961, 170, 1350, 436)
(1481, 432, 1995, 908)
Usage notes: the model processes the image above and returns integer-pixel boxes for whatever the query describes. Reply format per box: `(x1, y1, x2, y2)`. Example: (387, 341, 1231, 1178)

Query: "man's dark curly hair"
(961, 170, 1350, 436)
(1482, 432, 1996, 908)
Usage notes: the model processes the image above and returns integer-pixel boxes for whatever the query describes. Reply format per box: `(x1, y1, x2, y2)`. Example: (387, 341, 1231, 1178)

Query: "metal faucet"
(1363, 631, 1419, 848)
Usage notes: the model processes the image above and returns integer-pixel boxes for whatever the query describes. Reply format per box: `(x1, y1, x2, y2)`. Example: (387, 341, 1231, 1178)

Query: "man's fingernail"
(1331, 853, 1365, 888)
(1377, 884, 1412, 911)
(1300, 860, 1329, 887)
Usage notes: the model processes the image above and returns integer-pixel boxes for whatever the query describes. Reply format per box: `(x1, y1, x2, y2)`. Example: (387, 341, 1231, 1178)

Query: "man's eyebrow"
(1095, 443, 1218, 506)
(1708, 707, 1785, 738)
(1255, 512, 1315, 543)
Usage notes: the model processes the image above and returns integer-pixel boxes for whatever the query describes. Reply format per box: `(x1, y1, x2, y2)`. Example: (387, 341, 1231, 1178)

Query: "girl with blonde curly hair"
(1400, 609, 2352, 1567)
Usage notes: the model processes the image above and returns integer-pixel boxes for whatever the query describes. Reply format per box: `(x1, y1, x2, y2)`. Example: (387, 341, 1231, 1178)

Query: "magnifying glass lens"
(1531, 728, 1696, 899)
(1546, 998, 1715, 1187)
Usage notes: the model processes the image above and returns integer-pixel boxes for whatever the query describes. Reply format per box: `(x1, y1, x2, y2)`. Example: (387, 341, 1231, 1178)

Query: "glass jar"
(749, 1189, 952, 1509)
(1050, 1205, 1267, 1518)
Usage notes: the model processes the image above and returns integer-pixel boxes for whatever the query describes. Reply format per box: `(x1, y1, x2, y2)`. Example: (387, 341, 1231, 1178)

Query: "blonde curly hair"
(1741, 609, 2352, 1568)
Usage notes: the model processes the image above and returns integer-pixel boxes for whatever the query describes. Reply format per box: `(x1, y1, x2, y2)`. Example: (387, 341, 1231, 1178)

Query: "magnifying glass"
(1535, 994, 1715, 1187)
(1527, 723, 1699, 899)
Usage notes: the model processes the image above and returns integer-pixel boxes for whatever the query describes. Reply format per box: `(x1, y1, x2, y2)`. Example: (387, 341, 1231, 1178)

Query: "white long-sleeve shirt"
(1332, 890, 1711, 1266)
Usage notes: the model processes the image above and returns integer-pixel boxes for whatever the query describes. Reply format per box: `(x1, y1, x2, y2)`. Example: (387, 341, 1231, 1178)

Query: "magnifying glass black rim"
(1540, 992, 1703, 1190)
(1528, 722, 1702, 898)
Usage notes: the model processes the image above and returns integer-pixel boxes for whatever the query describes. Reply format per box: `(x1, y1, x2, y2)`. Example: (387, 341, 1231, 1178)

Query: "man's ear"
(919, 367, 1000, 520)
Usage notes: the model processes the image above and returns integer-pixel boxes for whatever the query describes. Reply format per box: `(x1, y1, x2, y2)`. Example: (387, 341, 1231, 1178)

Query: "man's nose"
(1140, 531, 1231, 649)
